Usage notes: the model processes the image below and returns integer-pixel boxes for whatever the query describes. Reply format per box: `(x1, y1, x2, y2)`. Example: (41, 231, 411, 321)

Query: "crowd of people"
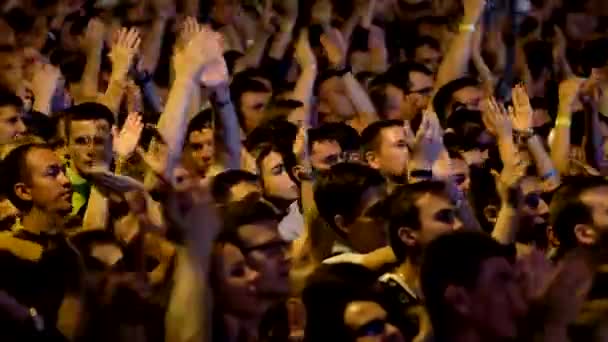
(3, 0, 608, 340)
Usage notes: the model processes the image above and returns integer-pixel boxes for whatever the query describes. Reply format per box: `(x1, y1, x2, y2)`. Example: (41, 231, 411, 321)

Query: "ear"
(444, 285, 472, 317)
(292, 165, 307, 182)
(397, 227, 418, 248)
(334, 214, 349, 235)
(14, 183, 32, 202)
(483, 205, 498, 224)
(365, 151, 379, 169)
(574, 224, 598, 246)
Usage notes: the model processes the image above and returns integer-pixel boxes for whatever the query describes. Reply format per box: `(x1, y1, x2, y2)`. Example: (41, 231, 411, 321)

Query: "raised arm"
(551, 78, 583, 175)
(432, 0, 485, 95)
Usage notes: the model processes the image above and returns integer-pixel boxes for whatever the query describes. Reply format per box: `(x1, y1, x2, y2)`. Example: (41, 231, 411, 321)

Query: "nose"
(58, 170, 71, 186)
(383, 323, 405, 342)
(246, 267, 260, 288)
(15, 118, 26, 136)
(453, 217, 463, 231)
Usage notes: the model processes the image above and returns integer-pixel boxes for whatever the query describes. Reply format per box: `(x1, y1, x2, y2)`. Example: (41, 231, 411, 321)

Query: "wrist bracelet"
(555, 118, 571, 127)
(540, 169, 558, 181)
(459, 23, 476, 33)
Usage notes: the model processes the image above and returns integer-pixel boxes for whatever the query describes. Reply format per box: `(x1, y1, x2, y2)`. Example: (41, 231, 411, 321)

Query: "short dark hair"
(406, 35, 441, 59)
(245, 117, 298, 152)
(433, 77, 480, 122)
(385, 62, 433, 93)
(421, 231, 515, 340)
(443, 108, 485, 151)
(211, 169, 259, 204)
(230, 76, 271, 129)
(252, 142, 299, 186)
(0, 87, 23, 109)
(314, 163, 385, 236)
(63, 102, 115, 140)
(308, 122, 360, 153)
(221, 197, 280, 234)
(550, 176, 608, 257)
(186, 109, 214, 137)
(360, 120, 404, 155)
(0, 143, 50, 211)
(372, 181, 449, 261)
(303, 263, 383, 342)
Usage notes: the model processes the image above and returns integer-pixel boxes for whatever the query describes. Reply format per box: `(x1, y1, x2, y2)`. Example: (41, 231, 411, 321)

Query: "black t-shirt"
(378, 273, 422, 340)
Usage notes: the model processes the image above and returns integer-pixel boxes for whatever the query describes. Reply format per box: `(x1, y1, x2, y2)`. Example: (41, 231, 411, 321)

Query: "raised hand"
(557, 78, 584, 115)
(482, 97, 513, 140)
(30, 63, 61, 105)
(174, 23, 224, 80)
(113, 112, 144, 159)
(511, 84, 533, 131)
(200, 57, 229, 88)
(320, 28, 348, 68)
(411, 110, 444, 169)
(82, 17, 105, 52)
(295, 29, 317, 68)
(109, 27, 141, 81)
(175, 16, 199, 51)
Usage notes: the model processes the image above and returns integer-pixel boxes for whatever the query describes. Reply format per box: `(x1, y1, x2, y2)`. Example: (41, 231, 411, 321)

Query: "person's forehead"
(238, 220, 280, 246)
(416, 192, 452, 214)
(520, 176, 542, 194)
(70, 119, 110, 135)
(26, 148, 60, 172)
(241, 91, 270, 104)
(0, 105, 19, 119)
(409, 71, 433, 88)
(312, 139, 341, 155)
(380, 126, 405, 144)
(189, 128, 214, 143)
(343, 301, 386, 327)
(453, 86, 482, 101)
(262, 151, 284, 169)
(580, 186, 608, 209)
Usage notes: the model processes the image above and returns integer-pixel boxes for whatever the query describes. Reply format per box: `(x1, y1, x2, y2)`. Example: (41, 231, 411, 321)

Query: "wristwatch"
(25, 307, 45, 333)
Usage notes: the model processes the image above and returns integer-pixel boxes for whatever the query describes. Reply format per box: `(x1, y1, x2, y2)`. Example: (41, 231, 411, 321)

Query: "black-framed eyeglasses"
(242, 240, 290, 256)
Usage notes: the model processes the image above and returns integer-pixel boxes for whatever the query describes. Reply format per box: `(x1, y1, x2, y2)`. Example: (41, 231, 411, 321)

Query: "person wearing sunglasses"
(303, 263, 405, 342)
(372, 181, 462, 341)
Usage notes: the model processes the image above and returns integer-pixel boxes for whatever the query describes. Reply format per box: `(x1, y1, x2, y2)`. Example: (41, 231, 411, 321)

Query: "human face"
(414, 193, 460, 246)
(518, 177, 549, 245)
(20, 148, 72, 215)
(343, 301, 405, 342)
(187, 128, 215, 175)
(343, 185, 388, 253)
(0, 52, 23, 92)
(260, 151, 299, 201)
(240, 91, 271, 133)
(239, 220, 291, 296)
(0, 105, 25, 144)
(580, 186, 608, 247)
(370, 126, 409, 179)
(403, 71, 433, 120)
(319, 77, 356, 120)
(311, 140, 342, 171)
(383, 85, 404, 120)
(466, 257, 527, 339)
(213, 242, 261, 317)
(414, 45, 442, 73)
(433, 156, 470, 193)
(212, 0, 240, 25)
(67, 119, 112, 175)
(452, 86, 483, 112)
